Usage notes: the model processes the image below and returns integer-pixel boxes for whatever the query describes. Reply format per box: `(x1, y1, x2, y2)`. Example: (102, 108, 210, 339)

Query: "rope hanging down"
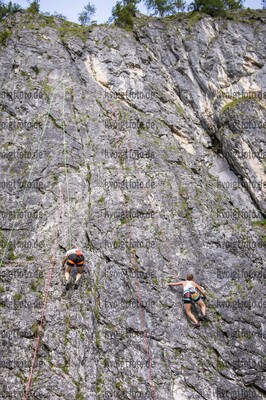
(62, 81, 72, 249)
(24, 81, 72, 399)
(107, 101, 156, 400)
(23, 185, 64, 400)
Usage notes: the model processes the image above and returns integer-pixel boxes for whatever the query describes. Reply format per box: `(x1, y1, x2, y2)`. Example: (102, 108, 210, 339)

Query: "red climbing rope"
(23, 185, 64, 400)
(108, 103, 157, 400)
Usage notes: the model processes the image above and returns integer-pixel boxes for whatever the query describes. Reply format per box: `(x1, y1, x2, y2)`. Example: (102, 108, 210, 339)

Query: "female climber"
(167, 273, 207, 328)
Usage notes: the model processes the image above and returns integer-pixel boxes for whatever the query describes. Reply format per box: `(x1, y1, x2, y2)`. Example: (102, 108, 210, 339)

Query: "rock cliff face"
(0, 10, 265, 400)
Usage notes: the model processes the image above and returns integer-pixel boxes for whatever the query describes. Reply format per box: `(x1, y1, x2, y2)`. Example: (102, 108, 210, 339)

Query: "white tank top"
(66, 248, 80, 256)
(183, 280, 194, 291)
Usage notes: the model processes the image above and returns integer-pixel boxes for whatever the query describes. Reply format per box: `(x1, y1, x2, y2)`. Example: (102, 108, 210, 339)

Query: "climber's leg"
(184, 303, 199, 325)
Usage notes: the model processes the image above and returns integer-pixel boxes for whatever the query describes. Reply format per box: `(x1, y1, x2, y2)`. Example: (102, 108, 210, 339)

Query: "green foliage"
(221, 97, 247, 112)
(96, 98, 103, 107)
(58, 22, 91, 43)
(65, 314, 70, 335)
(0, 1, 22, 15)
(188, 0, 244, 15)
(114, 381, 123, 390)
(144, 0, 177, 16)
(97, 196, 105, 204)
(30, 277, 42, 292)
(95, 371, 103, 393)
(252, 219, 266, 229)
(74, 380, 84, 400)
(174, 0, 187, 12)
(42, 11, 68, 20)
(31, 322, 39, 336)
(0, 1, 22, 21)
(111, 0, 140, 29)
(78, 329, 85, 340)
(62, 363, 69, 374)
(0, 230, 16, 258)
(43, 82, 53, 97)
(26, 0, 40, 14)
(225, 0, 244, 9)
(78, 2, 96, 26)
(217, 358, 225, 370)
(76, 392, 84, 400)
(96, 330, 101, 348)
(14, 293, 23, 301)
(15, 372, 27, 383)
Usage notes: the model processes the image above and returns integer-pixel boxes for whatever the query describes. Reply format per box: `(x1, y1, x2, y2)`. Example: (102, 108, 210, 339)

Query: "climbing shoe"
(193, 323, 200, 329)
(65, 282, 70, 291)
(74, 282, 79, 290)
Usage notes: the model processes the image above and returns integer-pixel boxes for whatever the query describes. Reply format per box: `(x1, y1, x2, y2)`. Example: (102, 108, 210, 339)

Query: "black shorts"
(66, 263, 84, 273)
(183, 292, 201, 304)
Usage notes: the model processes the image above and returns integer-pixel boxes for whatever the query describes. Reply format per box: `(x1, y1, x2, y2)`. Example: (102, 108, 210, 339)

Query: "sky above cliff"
(11, 0, 263, 24)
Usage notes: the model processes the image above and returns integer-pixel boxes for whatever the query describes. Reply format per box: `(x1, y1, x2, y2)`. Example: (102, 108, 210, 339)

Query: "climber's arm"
(195, 283, 206, 296)
(62, 256, 67, 268)
(167, 281, 183, 287)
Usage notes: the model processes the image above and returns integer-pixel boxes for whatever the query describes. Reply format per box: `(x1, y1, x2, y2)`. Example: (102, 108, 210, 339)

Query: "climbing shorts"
(183, 291, 201, 304)
(66, 264, 84, 274)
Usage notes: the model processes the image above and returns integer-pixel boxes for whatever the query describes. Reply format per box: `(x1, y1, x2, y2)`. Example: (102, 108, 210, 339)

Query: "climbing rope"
(23, 81, 71, 399)
(23, 185, 64, 400)
(62, 81, 72, 248)
(106, 101, 157, 400)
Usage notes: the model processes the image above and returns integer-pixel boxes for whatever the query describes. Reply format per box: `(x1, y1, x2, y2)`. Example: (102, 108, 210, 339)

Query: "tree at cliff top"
(144, 0, 178, 17)
(188, 0, 244, 15)
(26, 0, 40, 14)
(78, 2, 96, 26)
(111, 0, 140, 29)
(0, 1, 22, 20)
(174, 0, 187, 12)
